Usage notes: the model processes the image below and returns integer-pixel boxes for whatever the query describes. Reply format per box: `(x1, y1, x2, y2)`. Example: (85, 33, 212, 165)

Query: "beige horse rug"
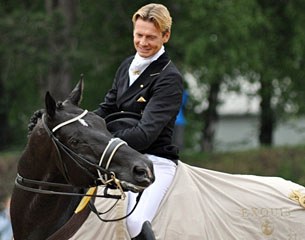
(71, 161, 305, 240)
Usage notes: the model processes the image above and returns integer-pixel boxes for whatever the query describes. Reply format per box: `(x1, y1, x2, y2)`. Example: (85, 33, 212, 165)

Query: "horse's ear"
(67, 78, 84, 106)
(45, 91, 56, 118)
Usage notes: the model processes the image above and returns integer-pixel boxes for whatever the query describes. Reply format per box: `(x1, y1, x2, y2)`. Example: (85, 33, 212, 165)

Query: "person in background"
(0, 195, 13, 240)
(173, 90, 189, 150)
(94, 3, 183, 240)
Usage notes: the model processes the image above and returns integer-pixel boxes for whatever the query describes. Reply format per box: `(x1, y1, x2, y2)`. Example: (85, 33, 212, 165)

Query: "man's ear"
(162, 31, 171, 44)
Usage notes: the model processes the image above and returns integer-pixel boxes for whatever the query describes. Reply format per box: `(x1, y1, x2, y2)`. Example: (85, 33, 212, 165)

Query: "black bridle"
(15, 110, 143, 222)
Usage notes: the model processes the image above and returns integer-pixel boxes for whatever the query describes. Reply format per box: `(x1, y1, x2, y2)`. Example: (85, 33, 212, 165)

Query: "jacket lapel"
(116, 52, 170, 107)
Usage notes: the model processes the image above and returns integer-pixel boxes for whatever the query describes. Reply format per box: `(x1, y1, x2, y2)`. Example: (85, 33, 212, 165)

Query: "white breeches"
(126, 154, 177, 238)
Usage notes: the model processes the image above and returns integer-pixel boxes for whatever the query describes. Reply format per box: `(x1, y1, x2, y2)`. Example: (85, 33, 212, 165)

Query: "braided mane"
(27, 110, 44, 135)
(27, 102, 64, 135)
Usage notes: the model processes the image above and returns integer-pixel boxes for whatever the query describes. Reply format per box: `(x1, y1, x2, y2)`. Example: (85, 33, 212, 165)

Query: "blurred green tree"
(250, 0, 305, 146)
(0, 1, 48, 148)
(172, 0, 262, 151)
(1, 0, 304, 152)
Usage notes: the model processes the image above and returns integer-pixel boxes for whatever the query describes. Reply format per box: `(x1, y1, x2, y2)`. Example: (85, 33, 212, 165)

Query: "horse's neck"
(18, 124, 54, 176)
(26, 194, 80, 240)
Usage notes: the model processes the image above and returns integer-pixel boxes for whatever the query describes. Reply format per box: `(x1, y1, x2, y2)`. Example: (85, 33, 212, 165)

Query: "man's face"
(133, 18, 170, 58)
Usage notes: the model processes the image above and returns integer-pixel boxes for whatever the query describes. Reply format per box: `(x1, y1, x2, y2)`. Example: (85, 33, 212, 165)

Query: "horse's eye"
(69, 138, 79, 146)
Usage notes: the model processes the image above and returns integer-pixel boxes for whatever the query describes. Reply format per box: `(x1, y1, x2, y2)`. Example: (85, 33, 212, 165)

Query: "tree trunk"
(201, 81, 221, 152)
(0, 75, 10, 150)
(258, 78, 275, 146)
(44, 0, 78, 100)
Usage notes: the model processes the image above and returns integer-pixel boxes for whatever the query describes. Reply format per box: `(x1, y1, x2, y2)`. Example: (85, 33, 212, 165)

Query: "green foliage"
(285, 1, 305, 114)
(0, 3, 50, 146)
(174, 0, 261, 78)
(73, 1, 136, 108)
(1, 0, 305, 149)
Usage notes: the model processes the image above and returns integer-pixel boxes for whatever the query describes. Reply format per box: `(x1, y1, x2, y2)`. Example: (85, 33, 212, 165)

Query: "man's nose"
(139, 38, 148, 46)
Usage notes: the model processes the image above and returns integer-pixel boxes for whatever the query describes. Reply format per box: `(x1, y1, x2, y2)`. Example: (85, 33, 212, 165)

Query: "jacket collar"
(117, 52, 171, 107)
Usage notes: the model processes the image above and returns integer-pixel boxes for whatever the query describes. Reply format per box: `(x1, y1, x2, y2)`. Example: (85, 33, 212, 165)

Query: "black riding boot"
(131, 221, 156, 240)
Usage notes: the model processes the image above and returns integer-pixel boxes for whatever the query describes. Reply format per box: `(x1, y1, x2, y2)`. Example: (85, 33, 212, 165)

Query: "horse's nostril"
(133, 166, 154, 185)
(134, 166, 147, 178)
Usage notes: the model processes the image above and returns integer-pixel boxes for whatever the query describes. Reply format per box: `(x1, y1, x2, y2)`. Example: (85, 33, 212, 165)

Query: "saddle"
(104, 112, 141, 133)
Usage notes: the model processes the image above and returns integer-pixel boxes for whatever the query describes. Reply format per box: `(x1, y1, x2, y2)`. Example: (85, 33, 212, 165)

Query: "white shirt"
(128, 46, 165, 86)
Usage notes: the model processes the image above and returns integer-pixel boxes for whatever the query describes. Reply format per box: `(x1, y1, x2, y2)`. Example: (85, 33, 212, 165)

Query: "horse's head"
(42, 79, 154, 192)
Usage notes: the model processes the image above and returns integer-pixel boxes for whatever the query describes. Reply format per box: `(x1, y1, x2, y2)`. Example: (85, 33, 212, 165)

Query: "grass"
(0, 150, 21, 201)
(181, 144, 305, 185)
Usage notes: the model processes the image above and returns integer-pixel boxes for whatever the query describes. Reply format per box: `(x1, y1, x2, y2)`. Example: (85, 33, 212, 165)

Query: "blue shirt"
(175, 90, 189, 126)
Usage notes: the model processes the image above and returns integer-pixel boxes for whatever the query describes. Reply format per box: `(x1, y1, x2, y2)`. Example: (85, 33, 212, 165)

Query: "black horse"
(10, 80, 155, 240)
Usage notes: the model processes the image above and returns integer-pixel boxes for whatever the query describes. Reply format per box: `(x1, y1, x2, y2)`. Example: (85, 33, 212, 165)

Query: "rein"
(15, 110, 143, 222)
(15, 174, 121, 199)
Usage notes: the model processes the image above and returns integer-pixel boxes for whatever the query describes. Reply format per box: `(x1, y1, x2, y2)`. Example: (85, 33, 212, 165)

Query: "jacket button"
(140, 84, 144, 88)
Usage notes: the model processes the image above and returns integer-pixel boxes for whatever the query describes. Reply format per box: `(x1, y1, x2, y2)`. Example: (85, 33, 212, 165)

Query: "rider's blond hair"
(132, 3, 172, 34)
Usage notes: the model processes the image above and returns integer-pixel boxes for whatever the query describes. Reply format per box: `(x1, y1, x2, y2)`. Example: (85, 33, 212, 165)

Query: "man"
(95, 3, 183, 239)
